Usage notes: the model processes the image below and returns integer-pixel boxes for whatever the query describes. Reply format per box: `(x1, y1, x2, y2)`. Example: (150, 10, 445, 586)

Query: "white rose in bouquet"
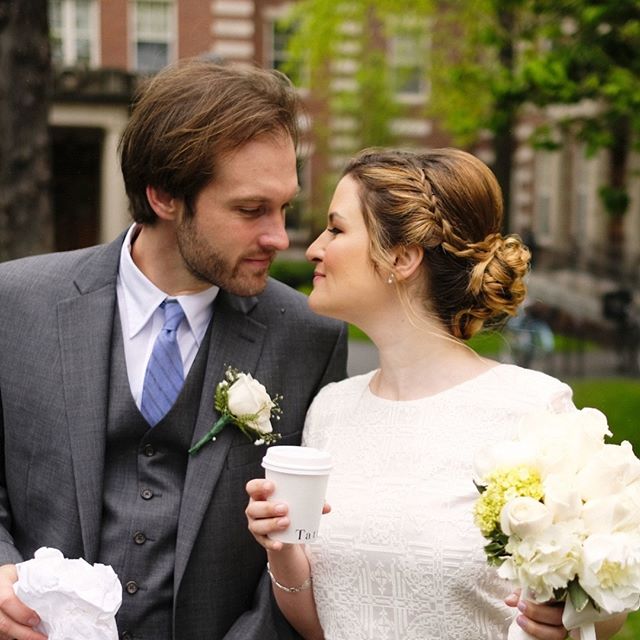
(518, 408, 610, 477)
(500, 497, 553, 538)
(582, 492, 640, 535)
(474, 408, 640, 640)
(543, 474, 582, 522)
(576, 441, 640, 501)
(579, 532, 640, 613)
(498, 521, 584, 603)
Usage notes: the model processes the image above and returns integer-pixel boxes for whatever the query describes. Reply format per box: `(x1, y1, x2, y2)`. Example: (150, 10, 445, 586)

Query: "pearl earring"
(387, 273, 395, 285)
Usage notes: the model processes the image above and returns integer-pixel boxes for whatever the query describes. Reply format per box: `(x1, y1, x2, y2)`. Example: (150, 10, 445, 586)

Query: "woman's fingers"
(517, 599, 566, 640)
(245, 477, 293, 550)
(246, 478, 275, 500)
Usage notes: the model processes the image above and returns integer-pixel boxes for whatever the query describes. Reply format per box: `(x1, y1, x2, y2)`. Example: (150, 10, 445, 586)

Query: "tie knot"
(161, 300, 185, 333)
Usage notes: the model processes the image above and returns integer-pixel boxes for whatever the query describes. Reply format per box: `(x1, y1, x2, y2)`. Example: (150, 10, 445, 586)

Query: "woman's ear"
(146, 185, 180, 221)
(392, 245, 424, 282)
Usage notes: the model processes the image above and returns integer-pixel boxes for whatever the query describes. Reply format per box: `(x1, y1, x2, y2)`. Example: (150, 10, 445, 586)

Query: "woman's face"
(306, 175, 386, 324)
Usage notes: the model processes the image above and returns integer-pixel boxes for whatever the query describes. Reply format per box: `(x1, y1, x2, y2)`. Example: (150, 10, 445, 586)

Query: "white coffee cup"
(261, 446, 332, 544)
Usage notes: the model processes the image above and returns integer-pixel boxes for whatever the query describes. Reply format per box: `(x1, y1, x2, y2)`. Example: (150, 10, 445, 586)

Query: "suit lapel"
(58, 236, 123, 563)
(174, 292, 266, 592)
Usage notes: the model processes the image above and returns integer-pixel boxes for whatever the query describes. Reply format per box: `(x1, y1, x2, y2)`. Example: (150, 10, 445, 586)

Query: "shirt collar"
(119, 224, 219, 344)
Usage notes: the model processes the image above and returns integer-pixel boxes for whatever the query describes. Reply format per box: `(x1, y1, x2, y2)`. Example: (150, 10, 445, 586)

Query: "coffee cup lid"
(262, 446, 332, 475)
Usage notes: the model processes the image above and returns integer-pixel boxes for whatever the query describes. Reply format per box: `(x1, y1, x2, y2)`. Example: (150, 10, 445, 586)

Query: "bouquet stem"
(188, 415, 231, 455)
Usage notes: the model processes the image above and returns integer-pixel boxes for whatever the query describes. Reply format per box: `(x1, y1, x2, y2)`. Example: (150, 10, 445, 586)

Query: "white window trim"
(534, 150, 561, 245)
(388, 16, 431, 104)
(129, 0, 177, 72)
(52, 0, 100, 67)
(263, 3, 309, 95)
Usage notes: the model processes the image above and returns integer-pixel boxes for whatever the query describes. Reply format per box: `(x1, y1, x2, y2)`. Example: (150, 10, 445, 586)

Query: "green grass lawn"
(567, 378, 640, 638)
(569, 378, 640, 451)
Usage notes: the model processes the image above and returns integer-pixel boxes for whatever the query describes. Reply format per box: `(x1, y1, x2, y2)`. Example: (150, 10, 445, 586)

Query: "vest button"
(133, 531, 146, 545)
(140, 488, 153, 500)
(121, 632, 133, 640)
(143, 444, 155, 457)
(125, 580, 139, 595)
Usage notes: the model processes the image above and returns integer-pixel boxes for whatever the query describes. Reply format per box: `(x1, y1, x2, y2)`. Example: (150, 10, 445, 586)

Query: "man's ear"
(393, 245, 424, 282)
(146, 185, 180, 221)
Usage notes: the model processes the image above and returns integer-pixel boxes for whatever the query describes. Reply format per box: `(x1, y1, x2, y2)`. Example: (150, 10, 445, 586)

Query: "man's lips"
(244, 255, 274, 268)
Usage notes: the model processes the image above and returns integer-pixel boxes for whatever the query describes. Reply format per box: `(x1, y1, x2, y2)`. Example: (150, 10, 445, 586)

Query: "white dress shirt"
(116, 224, 219, 408)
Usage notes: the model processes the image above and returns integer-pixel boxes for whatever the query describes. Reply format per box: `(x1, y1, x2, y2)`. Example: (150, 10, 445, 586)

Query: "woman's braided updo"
(342, 148, 531, 340)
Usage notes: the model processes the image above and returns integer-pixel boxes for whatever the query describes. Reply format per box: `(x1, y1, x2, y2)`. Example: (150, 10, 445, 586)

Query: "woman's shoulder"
(313, 370, 377, 403)
(482, 363, 574, 412)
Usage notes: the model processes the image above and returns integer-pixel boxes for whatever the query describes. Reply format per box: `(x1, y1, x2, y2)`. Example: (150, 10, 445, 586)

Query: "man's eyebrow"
(230, 186, 301, 203)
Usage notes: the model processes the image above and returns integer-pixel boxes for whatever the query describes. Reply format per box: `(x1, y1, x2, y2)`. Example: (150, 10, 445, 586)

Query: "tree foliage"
(519, 0, 640, 222)
(285, 0, 640, 236)
(284, 0, 433, 150)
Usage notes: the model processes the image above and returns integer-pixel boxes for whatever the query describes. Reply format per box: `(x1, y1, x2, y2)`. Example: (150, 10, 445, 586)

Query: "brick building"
(50, 0, 640, 297)
(49, 0, 444, 250)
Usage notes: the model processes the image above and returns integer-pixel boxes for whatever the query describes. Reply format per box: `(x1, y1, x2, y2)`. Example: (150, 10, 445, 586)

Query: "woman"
(246, 148, 626, 639)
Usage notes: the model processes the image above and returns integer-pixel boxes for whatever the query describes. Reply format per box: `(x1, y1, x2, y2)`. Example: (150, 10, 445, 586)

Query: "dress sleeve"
(301, 382, 336, 449)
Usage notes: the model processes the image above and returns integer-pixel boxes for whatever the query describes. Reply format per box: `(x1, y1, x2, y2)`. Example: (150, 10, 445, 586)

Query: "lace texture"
(303, 364, 574, 640)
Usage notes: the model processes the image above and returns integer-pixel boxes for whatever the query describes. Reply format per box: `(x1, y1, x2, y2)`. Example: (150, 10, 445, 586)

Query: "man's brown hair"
(119, 58, 302, 223)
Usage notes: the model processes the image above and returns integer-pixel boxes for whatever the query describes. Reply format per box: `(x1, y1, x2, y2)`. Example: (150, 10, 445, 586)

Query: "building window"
(266, 17, 305, 88)
(49, 0, 99, 68)
(572, 144, 589, 244)
(534, 151, 557, 241)
(132, 0, 175, 72)
(388, 20, 429, 99)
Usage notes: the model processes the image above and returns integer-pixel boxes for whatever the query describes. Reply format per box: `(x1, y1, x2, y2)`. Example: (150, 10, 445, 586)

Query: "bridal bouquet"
(473, 408, 640, 640)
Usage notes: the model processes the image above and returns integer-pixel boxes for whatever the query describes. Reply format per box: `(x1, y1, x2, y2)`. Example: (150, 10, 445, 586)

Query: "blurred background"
(1, 2, 639, 634)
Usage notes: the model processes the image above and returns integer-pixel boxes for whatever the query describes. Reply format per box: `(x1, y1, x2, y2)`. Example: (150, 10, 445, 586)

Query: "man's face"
(176, 134, 298, 296)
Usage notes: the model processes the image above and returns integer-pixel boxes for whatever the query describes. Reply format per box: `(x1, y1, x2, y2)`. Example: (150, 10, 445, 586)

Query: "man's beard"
(176, 216, 272, 296)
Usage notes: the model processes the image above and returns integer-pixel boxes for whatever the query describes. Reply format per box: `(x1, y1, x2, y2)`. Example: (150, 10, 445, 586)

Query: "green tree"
(284, 0, 433, 229)
(286, 0, 640, 247)
(517, 0, 640, 262)
(0, 0, 52, 261)
(428, 0, 542, 232)
(286, 0, 533, 230)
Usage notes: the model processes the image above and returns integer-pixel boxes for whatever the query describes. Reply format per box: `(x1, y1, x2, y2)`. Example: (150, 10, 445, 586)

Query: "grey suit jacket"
(0, 233, 348, 639)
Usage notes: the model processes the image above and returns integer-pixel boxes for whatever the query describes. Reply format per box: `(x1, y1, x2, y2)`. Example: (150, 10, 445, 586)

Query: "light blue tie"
(141, 300, 186, 427)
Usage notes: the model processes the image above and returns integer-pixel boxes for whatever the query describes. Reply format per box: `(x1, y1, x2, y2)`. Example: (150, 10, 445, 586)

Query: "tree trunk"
(0, 0, 52, 261)
(493, 123, 515, 233)
(601, 115, 630, 277)
(493, 7, 517, 232)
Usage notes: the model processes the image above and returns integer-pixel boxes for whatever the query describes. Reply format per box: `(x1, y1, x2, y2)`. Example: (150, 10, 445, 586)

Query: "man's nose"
(261, 213, 290, 252)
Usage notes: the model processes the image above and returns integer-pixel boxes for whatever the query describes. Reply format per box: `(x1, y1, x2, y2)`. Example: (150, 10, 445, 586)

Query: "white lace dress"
(302, 364, 575, 640)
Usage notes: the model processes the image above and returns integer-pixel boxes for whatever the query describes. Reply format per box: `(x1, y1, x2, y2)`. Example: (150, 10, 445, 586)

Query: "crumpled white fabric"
(13, 547, 122, 640)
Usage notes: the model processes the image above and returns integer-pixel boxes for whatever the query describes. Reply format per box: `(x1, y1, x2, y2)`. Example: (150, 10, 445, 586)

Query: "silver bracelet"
(266, 562, 312, 593)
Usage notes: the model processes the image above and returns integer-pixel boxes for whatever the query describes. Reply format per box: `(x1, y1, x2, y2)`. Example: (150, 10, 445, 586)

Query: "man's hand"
(0, 565, 46, 640)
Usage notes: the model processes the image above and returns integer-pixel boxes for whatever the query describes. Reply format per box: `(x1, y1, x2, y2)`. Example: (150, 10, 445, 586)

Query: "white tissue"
(13, 547, 122, 640)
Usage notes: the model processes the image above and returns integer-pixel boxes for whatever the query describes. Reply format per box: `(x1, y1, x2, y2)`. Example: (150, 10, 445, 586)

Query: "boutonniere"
(188, 367, 283, 455)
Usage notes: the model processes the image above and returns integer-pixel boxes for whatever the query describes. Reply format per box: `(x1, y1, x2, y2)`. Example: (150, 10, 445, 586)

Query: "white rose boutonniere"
(188, 367, 282, 455)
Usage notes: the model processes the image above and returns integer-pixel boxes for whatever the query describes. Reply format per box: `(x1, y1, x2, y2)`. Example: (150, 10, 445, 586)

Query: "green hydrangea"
(474, 465, 544, 537)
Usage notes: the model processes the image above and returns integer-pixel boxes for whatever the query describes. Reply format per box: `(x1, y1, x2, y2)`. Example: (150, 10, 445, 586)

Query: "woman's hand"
(505, 591, 568, 640)
(245, 478, 291, 551)
(245, 478, 331, 552)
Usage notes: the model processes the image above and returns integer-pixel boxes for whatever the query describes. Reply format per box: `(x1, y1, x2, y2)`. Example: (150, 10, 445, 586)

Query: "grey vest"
(98, 316, 211, 640)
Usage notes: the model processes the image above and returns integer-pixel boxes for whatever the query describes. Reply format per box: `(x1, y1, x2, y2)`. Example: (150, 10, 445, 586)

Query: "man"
(0, 59, 347, 640)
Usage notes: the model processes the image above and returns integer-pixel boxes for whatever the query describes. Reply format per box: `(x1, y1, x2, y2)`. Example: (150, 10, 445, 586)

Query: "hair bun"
(469, 233, 530, 317)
